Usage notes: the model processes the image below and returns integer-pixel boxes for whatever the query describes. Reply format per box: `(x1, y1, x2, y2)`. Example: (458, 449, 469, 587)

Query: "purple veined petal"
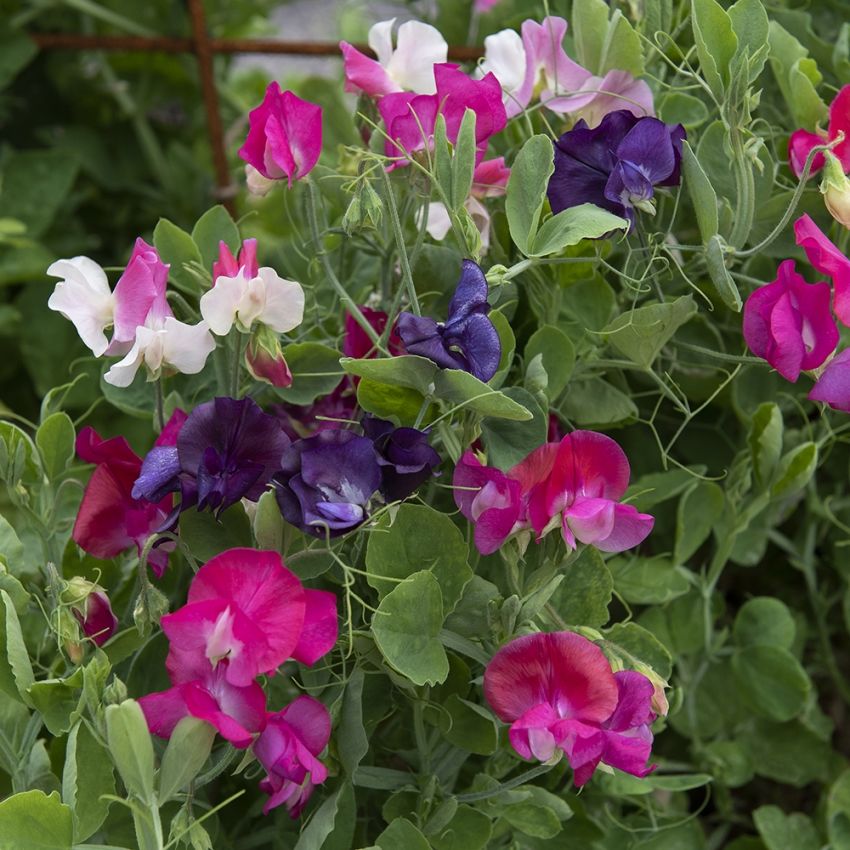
(809, 349, 850, 412)
(133, 446, 181, 502)
(444, 311, 502, 382)
(605, 671, 656, 732)
(604, 161, 654, 212)
(315, 501, 365, 525)
(396, 312, 442, 348)
(615, 117, 679, 186)
(448, 259, 490, 323)
(298, 431, 382, 504)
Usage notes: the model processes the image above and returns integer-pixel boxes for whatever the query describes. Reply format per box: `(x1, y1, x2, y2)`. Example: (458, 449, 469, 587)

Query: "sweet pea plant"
(4, 1, 850, 848)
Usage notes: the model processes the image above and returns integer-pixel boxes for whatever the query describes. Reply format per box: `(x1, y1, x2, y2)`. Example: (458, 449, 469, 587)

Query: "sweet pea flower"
(73, 420, 182, 577)
(239, 83, 322, 190)
(788, 85, 850, 179)
(64, 578, 118, 646)
(362, 417, 440, 501)
(742, 259, 838, 382)
(379, 63, 507, 167)
(795, 214, 850, 326)
(133, 396, 290, 518)
(548, 110, 685, 228)
(48, 238, 171, 357)
(821, 151, 850, 229)
(396, 259, 501, 382)
(254, 696, 331, 816)
(484, 631, 656, 785)
(340, 18, 448, 98)
(274, 429, 382, 538)
(809, 349, 850, 412)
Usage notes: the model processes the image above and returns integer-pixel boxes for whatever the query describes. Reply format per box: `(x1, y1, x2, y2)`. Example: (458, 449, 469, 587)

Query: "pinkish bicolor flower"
(239, 83, 322, 189)
(65, 578, 118, 646)
(340, 19, 447, 98)
(246, 331, 294, 388)
(789, 85, 850, 179)
(161, 548, 337, 687)
(484, 631, 656, 786)
(472, 157, 510, 197)
(795, 213, 850, 327)
(139, 663, 267, 748)
(254, 696, 331, 816)
(742, 259, 838, 382)
(809, 349, 850, 412)
(212, 239, 259, 283)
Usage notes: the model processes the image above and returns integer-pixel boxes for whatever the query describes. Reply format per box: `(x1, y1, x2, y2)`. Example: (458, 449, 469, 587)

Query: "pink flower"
(239, 83, 322, 189)
(342, 307, 402, 359)
(139, 663, 267, 748)
(73, 424, 178, 577)
(379, 64, 507, 167)
(795, 213, 850, 327)
(788, 85, 850, 179)
(484, 632, 656, 786)
(253, 696, 331, 816)
(809, 349, 850, 412)
(742, 259, 838, 382)
(161, 548, 338, 687)
(454, 431, 653, 555)
(472, 157, 510, 198)
(475, 0, 501, 10)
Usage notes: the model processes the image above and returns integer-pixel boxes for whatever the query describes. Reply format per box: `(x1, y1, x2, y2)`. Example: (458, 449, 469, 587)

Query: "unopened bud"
(820, 150, 850, 229)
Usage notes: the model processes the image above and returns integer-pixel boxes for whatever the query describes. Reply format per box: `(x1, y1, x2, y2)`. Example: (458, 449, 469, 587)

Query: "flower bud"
(103, 676, 128, 706)
(246, 326, 293, 388)
(63, 577, 118, 647)
(820, 150, 850, 229)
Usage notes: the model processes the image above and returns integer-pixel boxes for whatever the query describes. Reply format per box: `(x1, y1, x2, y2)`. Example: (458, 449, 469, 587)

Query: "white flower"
(370, 18, 448, 95)
(422, 199, 492, 252)
(245, 164, 275, 197)
(47, 257, 115, 356)
(200, 268, 305, 336)
(477, 28, 527, 109)
(104, 316, 215, 387)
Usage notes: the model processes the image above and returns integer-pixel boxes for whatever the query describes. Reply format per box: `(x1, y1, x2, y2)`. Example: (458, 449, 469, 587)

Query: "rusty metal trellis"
(31, 0, 485, 214)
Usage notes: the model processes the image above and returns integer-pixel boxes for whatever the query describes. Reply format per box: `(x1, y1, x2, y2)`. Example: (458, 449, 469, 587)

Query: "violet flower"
(396, 259, 501, 382)
(362, 417, 440, 501)
(274, 430, 382, 538)
(547, 110, 685, 229)
(133, 397, 289, 518)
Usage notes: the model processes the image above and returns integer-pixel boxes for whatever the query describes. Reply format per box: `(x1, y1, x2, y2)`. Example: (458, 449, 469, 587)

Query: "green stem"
(413, 692, 431, 775)
(379, 167, 421, 315)
(154, 379, 165, 433)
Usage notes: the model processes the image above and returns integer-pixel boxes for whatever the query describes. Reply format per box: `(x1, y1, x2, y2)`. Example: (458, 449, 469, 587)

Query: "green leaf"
(505, 135, 555, 255)
(158, 717, 215, 802)
(603, 295, 697, 369)
(743, 719, 830, 786)
(648, 773, 713, 792)
(768, 22, 828, 128)
(489, 309, 516, 390)
(104, 700, 155, 804)
(433, 369, 532, 421)
(376, 818, 430, 850)
(753, 806, 820, 850)
(675, 481, 724, 563)
(771, 442, 817, 499)
(606, 621, 673, 680)
(357, 379, 426, 426)
(429, 805, 492, 850)
(276, 343, 344, 405)
(525, 325, 575, 401)
(294, 783, 353, 850)
(438, 695, 498, 755)
(749, 402, 783, 488)
(732, 646, 810, 722)
(179, 504, 252, 562)
(530, 204, 628, 257)
(609, 556, 690, 605)
(0, 790, 73, 850)
(657, 93, 710, 130)
(551, 548, 612, 628)
(433, 115, 454, 211)
(728, 0, 770, 84)
(372, 571, 449, 686)
(480, 387, 546, 470)
(366, 504, 472, 613)
(28, 669, 84, 735)
(734, 597, 796, 650)
(600, 10, 645, 76)
(62, 721, 115, 843)
(337, 668, 368, 776)
(36, 412, 75, 480)
(451, 109, 477, 211)
(828, 769, 850, 850)
(153, 218, 205, 296)
(252, 490, 284, 552)
(559, 378, 638, 427)
(682, 142, 718, 243)
(572, 0, 609, 72)
(0, 29, 37, 90)
(341, 355, 436, 396)
(0, 588, 35, 704)
(190, 205, 240, 272)
(0, 513, 25, 569)
(691, 0, 738, 97)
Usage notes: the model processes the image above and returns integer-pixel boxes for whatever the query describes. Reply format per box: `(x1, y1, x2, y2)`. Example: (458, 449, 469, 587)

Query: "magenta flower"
(795, 214, 850, 327)
(73, 425, 178, 577)
(809, 349, 850, 412)
(212, 238, 258, 283)
(378, 63, 507, 167)
(789, 85, 850, 178)
(253, 696, 331, 816)
(238, 83, 322, 189)
(484, 632, 656, 786)
(742, 259, 839, 382)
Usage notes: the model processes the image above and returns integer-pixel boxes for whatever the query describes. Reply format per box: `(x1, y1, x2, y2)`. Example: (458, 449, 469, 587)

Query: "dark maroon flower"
(547, 111, 685, 229)
(362, 417, 440, 501)
(396, 259, 501, 382)
(66, 578, 118, 646)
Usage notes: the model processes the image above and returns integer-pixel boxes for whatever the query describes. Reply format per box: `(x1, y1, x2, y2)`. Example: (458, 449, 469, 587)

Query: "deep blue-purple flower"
(362, 417, 440, 502)
(547, 110, 685, 228)
(396, 259, 501, 382)
(274, 430, 382, 538)
(133, 396, 289, 517)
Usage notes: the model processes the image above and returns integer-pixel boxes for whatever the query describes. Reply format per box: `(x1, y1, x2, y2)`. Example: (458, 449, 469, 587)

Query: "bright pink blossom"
(742, 259, 838, 382)
(161, 548, 338, 687)
(379, 63, 507, 167)
(73, 423, 179, 577)
(484, 631, 655, 786)
(788, 85, 850, 178)
(454, 431, 653, 555)
(254, 696, 331, 816)
(809, 349, 850, 412)
(212, 239, 258, 283)
(795, 213, 850, 327)
(472, 157, 510, 198)
(239, 83, 322, 188)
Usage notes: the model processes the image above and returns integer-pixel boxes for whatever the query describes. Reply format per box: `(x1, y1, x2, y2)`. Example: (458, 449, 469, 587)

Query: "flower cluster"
(139, 548, 337, 816)
(454, 430, 653, 556)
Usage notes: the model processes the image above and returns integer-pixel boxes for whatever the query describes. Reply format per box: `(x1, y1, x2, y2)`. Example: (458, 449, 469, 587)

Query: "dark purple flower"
(133, 397, 289, 517)
(274, 429, 381, 538)
(547, 111, 685, 228)
(396, 259, 501, 382)
(363, 417, 441, 501)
